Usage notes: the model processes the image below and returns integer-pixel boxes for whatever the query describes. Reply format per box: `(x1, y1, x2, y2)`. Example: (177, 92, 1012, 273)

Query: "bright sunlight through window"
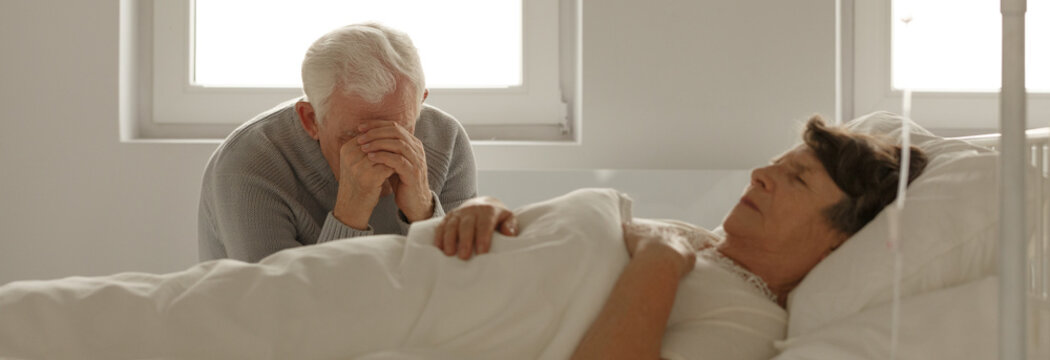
(194, 0, 522, 88)
(892, 0, 1049, 92)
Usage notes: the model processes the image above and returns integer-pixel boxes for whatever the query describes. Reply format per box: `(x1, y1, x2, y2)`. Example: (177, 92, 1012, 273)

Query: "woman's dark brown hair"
(803, 115, 929, 236)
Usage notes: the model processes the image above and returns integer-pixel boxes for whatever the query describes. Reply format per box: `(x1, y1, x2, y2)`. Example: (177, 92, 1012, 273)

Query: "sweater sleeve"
(316, 212, 376, 243)
(392, 190, 446, 235)
(204, 167, 381, 252)
(437, 122, 478, 212)
(205, 172, 327, 262)
(202, 173, 305, 263)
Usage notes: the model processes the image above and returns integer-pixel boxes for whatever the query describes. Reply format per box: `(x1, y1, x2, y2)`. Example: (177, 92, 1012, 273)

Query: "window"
(193, 1, 523, 89)
(851, 0, 1050, 135)
(121, 0, 579, 141)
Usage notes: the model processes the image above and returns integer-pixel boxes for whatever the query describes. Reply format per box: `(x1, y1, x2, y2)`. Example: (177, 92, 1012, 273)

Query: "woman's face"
(722, 144, 847, 282)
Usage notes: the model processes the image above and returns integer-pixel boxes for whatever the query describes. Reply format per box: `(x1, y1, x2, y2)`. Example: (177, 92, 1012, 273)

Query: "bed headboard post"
(999, 0, 1028, 358)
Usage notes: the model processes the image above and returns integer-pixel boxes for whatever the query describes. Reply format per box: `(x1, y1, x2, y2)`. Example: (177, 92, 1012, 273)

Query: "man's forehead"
(326, 100, 416, 130)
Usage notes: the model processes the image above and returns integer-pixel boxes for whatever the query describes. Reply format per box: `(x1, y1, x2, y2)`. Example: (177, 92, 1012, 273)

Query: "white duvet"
(0, 188, 785, 360)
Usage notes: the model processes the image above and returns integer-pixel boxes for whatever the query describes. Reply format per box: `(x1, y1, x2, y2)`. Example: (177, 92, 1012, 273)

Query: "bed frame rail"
(955, 128, 1050, 359)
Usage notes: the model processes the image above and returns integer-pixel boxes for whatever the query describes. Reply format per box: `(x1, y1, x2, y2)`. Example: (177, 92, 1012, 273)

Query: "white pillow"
(775, 276, 998, 360)
(787, 111, 1001, 336)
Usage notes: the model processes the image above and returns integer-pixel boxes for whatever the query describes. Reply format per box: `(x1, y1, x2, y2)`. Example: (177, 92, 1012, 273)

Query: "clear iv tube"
(888, 11, 914, 360)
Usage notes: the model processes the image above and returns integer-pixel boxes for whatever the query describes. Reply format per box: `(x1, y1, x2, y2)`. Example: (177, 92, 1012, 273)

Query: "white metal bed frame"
(863, 1, 1038, 357)
(903, 2, 1037, 357)
(901, 1, 1042, 358)
(999, 0, 1033, 358)
(959, 129, 1050, 359)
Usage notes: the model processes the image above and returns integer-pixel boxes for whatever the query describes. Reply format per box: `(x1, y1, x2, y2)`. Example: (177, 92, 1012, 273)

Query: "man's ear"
(295, 101, 320, 140)
(421, 89, 429, 103)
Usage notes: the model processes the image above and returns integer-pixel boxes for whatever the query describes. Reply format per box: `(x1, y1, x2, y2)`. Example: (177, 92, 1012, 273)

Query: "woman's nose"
(751, 166, 773, 191)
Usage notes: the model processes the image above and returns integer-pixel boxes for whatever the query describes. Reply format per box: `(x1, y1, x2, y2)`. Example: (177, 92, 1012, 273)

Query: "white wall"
(0, 0, 835, 285)
(481, 0, 836, 169)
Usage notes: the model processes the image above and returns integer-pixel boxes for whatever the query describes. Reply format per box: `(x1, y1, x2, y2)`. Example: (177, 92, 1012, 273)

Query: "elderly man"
(198, 23, 496, 262)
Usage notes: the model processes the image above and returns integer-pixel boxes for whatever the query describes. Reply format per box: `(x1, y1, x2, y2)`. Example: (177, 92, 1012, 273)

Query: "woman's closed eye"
(794, 174, 808, 186)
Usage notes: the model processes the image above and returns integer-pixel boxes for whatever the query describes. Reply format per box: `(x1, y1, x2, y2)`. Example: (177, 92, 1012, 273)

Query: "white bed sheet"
(0, 189, 630, 360)
(0, 188, 788, 360)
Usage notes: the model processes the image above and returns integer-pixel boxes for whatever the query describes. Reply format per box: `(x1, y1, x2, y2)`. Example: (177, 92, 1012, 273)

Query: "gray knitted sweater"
(198, 98, 477, 262)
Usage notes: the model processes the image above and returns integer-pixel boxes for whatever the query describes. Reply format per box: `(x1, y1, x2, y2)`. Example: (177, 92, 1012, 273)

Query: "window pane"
(194, 0, 522, 88)
(892, 0, 1049, 92)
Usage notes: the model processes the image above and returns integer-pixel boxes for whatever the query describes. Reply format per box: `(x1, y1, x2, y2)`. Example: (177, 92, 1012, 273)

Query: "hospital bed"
(1, 1, 1045, 357)
(966, 129, 1050, 360)
(0, 113, 1045, 360)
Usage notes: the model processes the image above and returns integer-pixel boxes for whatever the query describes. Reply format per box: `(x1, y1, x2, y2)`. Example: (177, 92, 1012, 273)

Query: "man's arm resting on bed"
(571, 246, 685, 360)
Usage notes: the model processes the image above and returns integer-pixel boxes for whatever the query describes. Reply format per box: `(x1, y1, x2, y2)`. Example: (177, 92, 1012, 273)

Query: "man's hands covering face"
(355, 120, 434, 222)
(331, 129, 397, 230)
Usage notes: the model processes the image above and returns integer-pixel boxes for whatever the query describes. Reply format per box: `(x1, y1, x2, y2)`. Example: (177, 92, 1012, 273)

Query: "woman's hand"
(622, 219, 712, 276)
(434, 196, 518, 260)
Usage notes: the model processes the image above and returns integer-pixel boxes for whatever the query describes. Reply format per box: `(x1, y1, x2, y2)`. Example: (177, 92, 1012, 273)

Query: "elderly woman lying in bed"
(0, 117, 926, 360)
(431, 115, 927, 359)
(565, 116, 927, 359)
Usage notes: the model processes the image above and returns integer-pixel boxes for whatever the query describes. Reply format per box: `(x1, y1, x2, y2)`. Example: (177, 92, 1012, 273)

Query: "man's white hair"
(301, 23, 426, 123)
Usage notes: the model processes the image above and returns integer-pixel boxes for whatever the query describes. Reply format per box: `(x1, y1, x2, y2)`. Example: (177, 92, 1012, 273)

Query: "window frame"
(126, 0, 578, 141)
(850, 0, 1050, 136)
